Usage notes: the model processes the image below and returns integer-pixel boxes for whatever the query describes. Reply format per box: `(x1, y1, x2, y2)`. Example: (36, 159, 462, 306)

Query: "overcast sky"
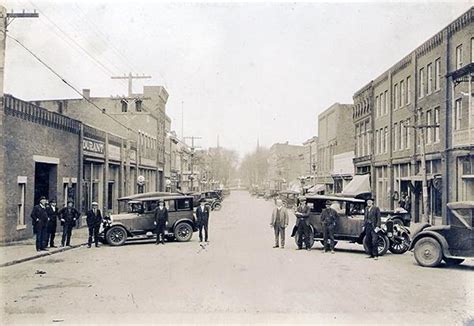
(3, 0, 472, 157)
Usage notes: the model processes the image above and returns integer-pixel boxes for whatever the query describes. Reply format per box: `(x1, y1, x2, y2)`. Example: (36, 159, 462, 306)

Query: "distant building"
(352, 7, 474, 223)
(317, 103, 354, 193)
(267, 142, 306, 191)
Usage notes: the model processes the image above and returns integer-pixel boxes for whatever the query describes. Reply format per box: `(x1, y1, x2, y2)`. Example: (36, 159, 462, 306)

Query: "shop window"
(17, 177, 27, 228)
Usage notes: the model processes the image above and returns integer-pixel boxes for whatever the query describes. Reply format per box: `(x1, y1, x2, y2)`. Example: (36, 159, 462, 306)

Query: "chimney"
(82, 89, 90, 99)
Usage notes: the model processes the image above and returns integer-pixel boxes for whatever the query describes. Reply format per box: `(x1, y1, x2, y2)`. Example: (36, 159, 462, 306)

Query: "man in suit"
(154, 200, 168, 245)
(196, 198, 210, 243)
(364, 197, 382, 260)
(321, 200, 338, 254)
(45, 199, 59, 248)
(86, 201, 103, 248)
(59, 200, 79, 247)
(31, 196, 49, 252)
(270, 199, 289, 249)
(295, 197, 311, 251)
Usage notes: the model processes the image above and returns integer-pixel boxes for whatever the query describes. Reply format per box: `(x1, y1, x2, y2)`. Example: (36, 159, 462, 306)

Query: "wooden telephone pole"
(111, 73, 151, 98)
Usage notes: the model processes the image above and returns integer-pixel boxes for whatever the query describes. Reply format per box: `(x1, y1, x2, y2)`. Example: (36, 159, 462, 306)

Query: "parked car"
(203, 191, 223, 201)
(291, 195, 411, 255)
(410, 201, 474, 267)
(100, 194, 198, 246)
(278, 190, 300, 209)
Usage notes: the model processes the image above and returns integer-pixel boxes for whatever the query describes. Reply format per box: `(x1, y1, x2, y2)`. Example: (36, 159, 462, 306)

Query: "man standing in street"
(86, 202, 102, 248)
(364, 198, 381, 260)
(45, 199, 59, 248)
(154, 200, 168, 245)
(295, 196, 311, 251)
(321, 200, 337, 254)
(59, 200, 79, 247)
(196, 198, 210, 243)
(31, 196, 49, 252)
(270, 199, 289, 249)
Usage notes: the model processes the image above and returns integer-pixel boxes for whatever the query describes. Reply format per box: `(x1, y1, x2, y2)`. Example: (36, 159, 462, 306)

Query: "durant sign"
(83, 137, 105, 156)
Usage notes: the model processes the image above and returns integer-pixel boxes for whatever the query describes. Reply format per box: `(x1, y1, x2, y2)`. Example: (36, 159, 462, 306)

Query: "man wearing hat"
(45, 198, 59, 248)
(321, 200, 338, 253)
(31, 196, 49, 252)
(154, 200, 168, 245)
(196, 198, 210, 243)
(364, 197, 382, 260)
(86, 202, 103, 248)
(59, 200, 80, 247)
(295, 196, 311, 251)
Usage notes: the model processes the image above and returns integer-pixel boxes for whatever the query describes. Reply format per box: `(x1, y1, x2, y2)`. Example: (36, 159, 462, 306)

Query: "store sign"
(108, 144, 121, 161)
(83, 138, 105, 155)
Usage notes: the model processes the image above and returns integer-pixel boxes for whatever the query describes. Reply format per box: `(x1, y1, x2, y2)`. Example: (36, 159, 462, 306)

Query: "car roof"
(118, 192, 182, 201)
(139, 195, 194, 202)
(279, 190, 300, 194)
(304, 194, 366, 203)
(447, 201, 474, 210)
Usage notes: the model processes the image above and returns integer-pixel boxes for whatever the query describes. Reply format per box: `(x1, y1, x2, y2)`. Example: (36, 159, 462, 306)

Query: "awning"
(307, 184, 325, 193)
(341, 174, 371, 197)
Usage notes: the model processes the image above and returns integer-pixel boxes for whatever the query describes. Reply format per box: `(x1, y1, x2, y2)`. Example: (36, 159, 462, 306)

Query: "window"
(365, 121, 371, 155)
(375, 130, 379, 154)
(376, 96, 380, 117)
(355, 125, 360, 157)
(394, 123, 398, 150)
(166, 200, 176, 212)
(121, 99, 127, 112)
(400, 121, 405, 150)
(394, 84, 399, 109)
(177, 199, 192, 210)
(434, 59, 441, 91)
(406, 76, 411, 104)
(472, 38, 474, 63)
(406, 118, 411, 149)
(135, 99, 142, 112)
(384, 127, 388, 153)
(427, 63, 433, 95)
(400, 80, 405, 107)
(417, 111, 424, 146)
(434, 107, 440, 143)
(58, 101, 63, 114)
(456, 44, 463, 69)
(419, 68, 425, 98)
(426, 110, 432, 144)
(384, 91, 389, 115)
(380, 93, 385, 116)
(17, 177, 27, 228)
(455, 98, 462, 130)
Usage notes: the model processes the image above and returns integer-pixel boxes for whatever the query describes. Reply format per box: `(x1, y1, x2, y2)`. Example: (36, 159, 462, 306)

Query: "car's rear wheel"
(106, 226, 127, 246)
(389, 234, 410, 254)
(213, 202, 222, 211)
(363, 234, 389, 256)
(294, 227, 314, 249)
(443, 257, 465, 266)
(174, 223, 193, 242)
(414, 237, 443, 267)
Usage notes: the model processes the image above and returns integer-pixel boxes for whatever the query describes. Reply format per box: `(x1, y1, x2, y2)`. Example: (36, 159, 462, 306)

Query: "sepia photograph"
(0, 0, 473, 324)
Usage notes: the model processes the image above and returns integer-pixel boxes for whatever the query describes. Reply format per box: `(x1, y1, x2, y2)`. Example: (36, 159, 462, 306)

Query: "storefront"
(82, 135, 106, 213)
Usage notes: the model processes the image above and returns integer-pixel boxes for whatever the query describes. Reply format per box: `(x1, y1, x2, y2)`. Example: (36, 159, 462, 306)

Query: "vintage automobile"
(100, 194, 198, 246)
(410, 201, 474, 267)
(278, 190, 300, 209)
(292, 195, 411, 255)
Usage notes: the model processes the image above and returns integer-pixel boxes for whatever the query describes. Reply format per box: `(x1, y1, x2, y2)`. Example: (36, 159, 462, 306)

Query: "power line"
(6, 33, 138, 135)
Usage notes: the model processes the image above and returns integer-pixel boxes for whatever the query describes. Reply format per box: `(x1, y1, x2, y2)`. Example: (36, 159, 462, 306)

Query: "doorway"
(34, 163, 57, 205)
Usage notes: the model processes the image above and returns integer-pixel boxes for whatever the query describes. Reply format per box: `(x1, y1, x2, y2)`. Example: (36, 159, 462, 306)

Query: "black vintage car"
(100, 194, 198, 246)
(292, 195, 411, 255)
(410, 201, 474, 267)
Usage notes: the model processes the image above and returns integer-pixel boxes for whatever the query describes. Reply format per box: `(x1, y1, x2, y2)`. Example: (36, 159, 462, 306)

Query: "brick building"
(267, 142, 306, 191)
(352, 7, 474, 223)
(317, 103, 354, 193)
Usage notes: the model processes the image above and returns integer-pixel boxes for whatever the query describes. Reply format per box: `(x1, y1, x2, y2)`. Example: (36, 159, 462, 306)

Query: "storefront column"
(104, 133, 109, 215)
(78, 123, 84, 213)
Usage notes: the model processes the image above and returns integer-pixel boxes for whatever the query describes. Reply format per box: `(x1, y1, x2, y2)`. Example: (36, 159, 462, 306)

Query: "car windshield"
(450, 207, 474, 228)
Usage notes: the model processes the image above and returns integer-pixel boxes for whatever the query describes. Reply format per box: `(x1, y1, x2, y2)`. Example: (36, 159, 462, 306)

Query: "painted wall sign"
(83, 138, 105, 155)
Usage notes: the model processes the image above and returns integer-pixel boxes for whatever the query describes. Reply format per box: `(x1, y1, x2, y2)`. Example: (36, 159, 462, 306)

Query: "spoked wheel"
(174, 223, 193, 242)
(389, 234, 410, 254)
(413, 237, 442, 267)
(106, 226, 127, 246)
(363, 234, 389, 256)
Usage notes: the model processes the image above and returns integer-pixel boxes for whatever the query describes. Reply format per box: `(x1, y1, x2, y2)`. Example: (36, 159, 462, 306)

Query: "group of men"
(270, 196, 382, 259)
(153, 198, 211, 245)
(31, 197, 103, 252)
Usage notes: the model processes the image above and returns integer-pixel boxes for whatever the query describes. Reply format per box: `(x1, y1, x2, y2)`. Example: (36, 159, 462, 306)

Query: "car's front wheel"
(414, 237, 443, 267)
(363, 234, 389, 256)
(174, 223, 193, 242)
(443, 257, 465, 266)
(389, 233, 410, 254)
(106, 226, 127, 246)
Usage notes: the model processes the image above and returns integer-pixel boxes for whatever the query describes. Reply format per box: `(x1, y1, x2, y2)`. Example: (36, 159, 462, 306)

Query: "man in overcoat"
(154, 200, 168, 245)
(45, 199, 59, 248)
(59, 200, 79, 247)
(86, 201, 103, 248)
(270, 199, 289, 248)
(31, 196, 49, 252)
(364, 198, 382, 260)
(196, 198, 210, 243)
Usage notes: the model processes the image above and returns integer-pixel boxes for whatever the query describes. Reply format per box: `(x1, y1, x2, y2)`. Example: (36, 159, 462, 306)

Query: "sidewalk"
(0, 227, 90, 268)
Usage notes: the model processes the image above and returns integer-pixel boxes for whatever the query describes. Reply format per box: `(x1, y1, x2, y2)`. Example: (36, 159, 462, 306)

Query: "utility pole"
(405, 122, 440, 224)
(111, 73, 151, 98)
(184, 136, 201, 191)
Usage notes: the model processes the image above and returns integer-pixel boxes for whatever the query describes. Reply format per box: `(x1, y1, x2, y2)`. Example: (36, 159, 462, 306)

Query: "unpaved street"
(1, 191, 473, 325)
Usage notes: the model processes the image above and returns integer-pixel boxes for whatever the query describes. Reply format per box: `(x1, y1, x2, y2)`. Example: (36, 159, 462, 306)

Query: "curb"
(0, 242, 87, 268)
